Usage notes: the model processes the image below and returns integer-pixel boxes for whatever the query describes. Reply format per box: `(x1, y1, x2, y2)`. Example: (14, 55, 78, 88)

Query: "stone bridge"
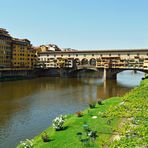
(67, 64, 148, 79)
(36, 49, 148, 79)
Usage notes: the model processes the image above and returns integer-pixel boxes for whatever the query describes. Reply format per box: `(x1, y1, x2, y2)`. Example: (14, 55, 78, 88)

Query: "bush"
(83, 122, 90, 133)
(75, 111, 83, 117)
(19, 139, 34, 148)
(88, 130, 97, 141)
(97, 100, 103, 105)
(52, 115, 65, 131)
(76, 132, 83, 139)
(89, 102, 96, 109)
(77, 123, 97, 146)
(41, 132, 50, 142)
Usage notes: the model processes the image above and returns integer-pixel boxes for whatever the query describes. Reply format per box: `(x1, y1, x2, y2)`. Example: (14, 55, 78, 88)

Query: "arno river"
(0, 71, 145, 148)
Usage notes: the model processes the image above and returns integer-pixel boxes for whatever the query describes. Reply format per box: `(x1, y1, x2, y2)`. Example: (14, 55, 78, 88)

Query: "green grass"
(105, 79, 148, 147)
(17, 78, 148, 148)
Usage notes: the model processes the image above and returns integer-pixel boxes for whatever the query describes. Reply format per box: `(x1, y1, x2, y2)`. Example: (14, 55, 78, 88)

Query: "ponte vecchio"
(37, 49, 148, 79)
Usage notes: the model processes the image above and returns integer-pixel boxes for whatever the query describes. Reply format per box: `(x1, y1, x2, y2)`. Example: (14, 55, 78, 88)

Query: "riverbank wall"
(0, 70, 36, 82)
(35, 68, 80, 77)
(0, 68, 63, 82)
(0, 68, 72, 82)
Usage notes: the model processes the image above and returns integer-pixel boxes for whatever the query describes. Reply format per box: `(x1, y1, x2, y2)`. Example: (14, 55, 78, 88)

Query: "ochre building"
(0, 28, 37, 69)
(12, 38, 36, 69)
(0, 28, 12, 67)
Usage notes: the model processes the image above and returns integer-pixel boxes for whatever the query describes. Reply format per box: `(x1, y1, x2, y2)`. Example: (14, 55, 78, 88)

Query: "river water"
(0, 71, 144, 148)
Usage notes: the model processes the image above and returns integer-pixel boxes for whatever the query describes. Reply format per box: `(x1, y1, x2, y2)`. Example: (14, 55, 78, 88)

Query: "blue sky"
(0, 0, 148, 49)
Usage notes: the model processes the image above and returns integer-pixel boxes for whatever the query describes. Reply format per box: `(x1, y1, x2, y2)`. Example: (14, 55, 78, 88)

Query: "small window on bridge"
(76, 54, 78, 57)
(127, 54, 130, 56)
(109, 54, 111, 56)
(69, 55, 71, 57)
(84, 54, 86, 57)
(92, 54, 94, 56)
(118, 54, 120, 56)
(54, 55, 56, 57)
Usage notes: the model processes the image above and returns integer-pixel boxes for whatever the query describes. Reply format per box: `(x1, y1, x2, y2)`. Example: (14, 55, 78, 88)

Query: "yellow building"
(0, 28, 12, 67)
(12, 38, 36, 69)
(143, 58, 148, 69)
(29, 47, 38, 68)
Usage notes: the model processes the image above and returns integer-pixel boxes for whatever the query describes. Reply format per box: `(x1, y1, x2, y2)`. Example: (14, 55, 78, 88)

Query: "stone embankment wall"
(0, 70, 36, 81)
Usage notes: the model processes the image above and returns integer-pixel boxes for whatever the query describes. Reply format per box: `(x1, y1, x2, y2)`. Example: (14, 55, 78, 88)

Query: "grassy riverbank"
(18, 78, 148, 148)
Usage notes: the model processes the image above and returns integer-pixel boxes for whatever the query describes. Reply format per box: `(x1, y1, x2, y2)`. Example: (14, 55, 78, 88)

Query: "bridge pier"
(104, 68, 117, 80)
(134, 70, 137, 74)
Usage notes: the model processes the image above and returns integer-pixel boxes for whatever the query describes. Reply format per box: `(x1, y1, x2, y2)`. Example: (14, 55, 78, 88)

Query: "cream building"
(36, 49, 148, 69)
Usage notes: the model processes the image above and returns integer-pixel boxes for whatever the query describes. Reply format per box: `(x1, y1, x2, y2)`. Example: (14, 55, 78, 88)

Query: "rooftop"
(0, 28, 11, 37)
(38, 48, 148, 54)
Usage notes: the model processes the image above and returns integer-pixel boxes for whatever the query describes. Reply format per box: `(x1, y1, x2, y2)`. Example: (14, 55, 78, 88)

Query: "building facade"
(0, 28, 12, 67)
(0, 28, 37, 70)
(12, 38, 36, 69)
(36, 49, 148, 69)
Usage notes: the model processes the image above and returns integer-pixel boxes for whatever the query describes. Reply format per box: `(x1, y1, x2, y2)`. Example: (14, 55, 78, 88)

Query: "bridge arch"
(81, 58, 88, 65)
(89, 58, 96, 66)
(115, 69, 147, 75)
(118, 69, 147, 77)
(104, 68, 148, 80)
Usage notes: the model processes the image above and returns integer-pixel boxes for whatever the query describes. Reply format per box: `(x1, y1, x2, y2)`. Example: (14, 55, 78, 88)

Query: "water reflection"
(0, 70, 144, 148)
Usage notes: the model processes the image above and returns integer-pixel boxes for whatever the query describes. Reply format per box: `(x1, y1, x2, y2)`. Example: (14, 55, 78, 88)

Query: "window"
(92, 54, 94, 56)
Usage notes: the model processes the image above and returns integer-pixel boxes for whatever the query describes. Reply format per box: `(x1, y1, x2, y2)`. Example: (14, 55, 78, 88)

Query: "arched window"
(74, 58, 80, 65)
(89, 58, 96, 66)
(81, 58, 88, 65)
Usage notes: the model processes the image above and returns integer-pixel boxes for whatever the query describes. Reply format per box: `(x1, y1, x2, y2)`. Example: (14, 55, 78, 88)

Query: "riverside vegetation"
(18, 77, 148, 148)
